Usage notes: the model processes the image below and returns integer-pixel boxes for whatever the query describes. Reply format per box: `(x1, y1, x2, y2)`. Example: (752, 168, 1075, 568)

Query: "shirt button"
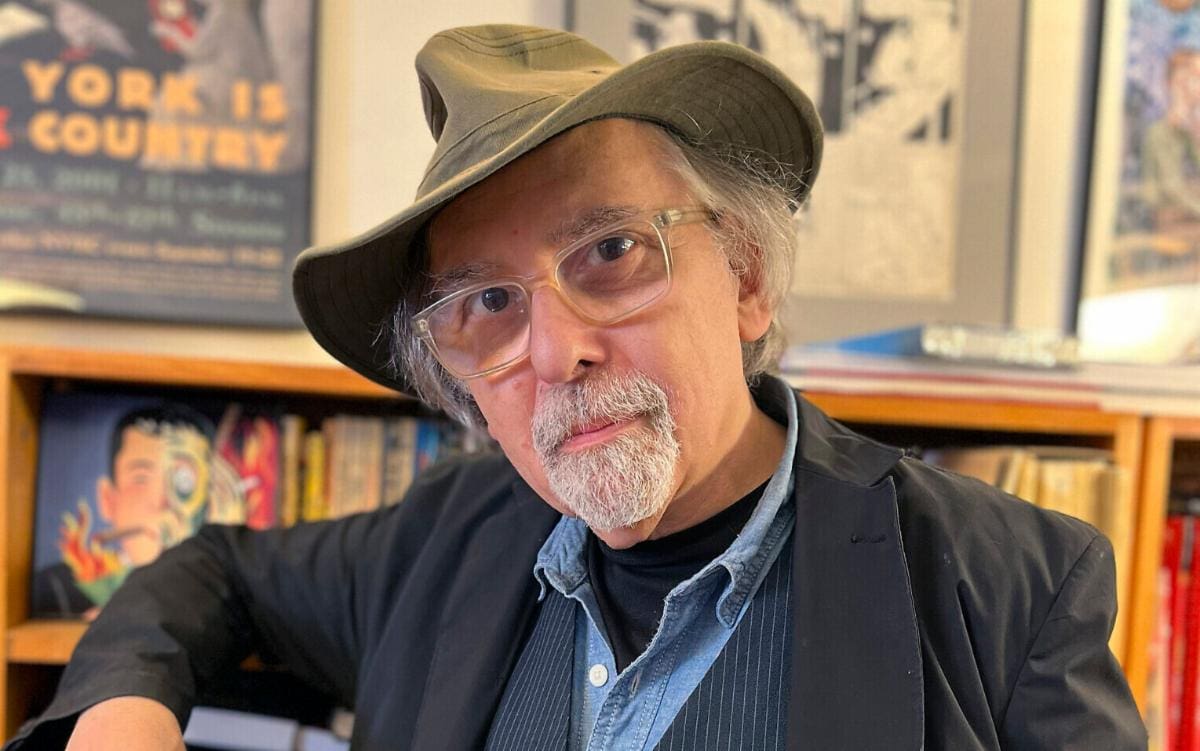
(588, 663, 609, 687)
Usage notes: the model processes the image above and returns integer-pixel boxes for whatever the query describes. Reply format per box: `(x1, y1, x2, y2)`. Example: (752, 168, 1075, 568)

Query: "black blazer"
(9, 389, 1146, 750)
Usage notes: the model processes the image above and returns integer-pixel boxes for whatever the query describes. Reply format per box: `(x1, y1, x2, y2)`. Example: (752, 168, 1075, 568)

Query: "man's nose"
(526, 286, 607, 383)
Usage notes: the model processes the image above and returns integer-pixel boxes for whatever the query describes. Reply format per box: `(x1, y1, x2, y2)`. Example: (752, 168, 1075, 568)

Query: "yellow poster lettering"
(256, 82, 287, 123)
(67, 65, 111, 108)
(212, 128, 249, 169)
(144, 121, 183, 162)
(59, 113, 100, 155)
(28, 111, 60, 151)
(231, 80, 253, 120)
(22, 60, 64, 103)
(160, 73, 202, 115)
(117, 68, 156, 111)
(182, 126, 212, 166)
(252, 131, 287, 171)
(102, 118, 141, 159)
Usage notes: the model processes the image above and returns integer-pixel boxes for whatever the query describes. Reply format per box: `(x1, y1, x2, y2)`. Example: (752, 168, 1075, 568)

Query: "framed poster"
(567, 0, 1024, 344)
(1080, 0, 1200, 363)
(0, 0, 315, 326)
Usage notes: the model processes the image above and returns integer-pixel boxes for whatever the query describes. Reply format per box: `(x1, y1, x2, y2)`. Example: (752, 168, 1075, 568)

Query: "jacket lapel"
(409, 480, 561, 751)
(787, 395, 924, 750)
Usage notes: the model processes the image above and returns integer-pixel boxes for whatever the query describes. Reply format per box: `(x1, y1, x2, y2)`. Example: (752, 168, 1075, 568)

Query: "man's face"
(427, 119, 772, 548)
(1170, 54, 1200, 132)
(98, 423, 210, 566)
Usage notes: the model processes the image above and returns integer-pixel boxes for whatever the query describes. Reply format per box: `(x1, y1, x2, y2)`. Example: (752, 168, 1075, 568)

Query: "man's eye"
(593, 236, 635, 262)
(473, 287, 510, 314)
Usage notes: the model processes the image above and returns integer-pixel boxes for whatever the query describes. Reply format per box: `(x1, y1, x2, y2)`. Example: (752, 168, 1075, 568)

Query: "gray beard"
(532, 372, 680, 531)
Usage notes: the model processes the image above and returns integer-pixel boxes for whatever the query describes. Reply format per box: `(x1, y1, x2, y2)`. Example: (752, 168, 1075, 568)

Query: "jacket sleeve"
(998, 534, 1148, 750)
(4, 508, 396, 750)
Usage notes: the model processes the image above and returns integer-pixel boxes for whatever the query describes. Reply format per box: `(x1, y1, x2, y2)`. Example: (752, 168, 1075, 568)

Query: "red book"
(1180, 516, 1200, 751)
(1164, 517, 1186, 750)
(1168, 516, 1192, 749)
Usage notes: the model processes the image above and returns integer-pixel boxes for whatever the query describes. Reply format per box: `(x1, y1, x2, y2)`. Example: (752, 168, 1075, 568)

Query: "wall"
(0, 1, 563, 366)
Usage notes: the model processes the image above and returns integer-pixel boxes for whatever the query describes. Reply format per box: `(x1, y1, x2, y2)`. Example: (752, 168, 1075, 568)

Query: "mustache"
(532, 372, 673, 456)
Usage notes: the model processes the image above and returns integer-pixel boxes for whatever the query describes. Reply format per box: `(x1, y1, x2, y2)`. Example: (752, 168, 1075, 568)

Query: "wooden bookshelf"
(0, 345, 400, 737)
(7, 621, 87, 665)
(0, 345, 1181, 732)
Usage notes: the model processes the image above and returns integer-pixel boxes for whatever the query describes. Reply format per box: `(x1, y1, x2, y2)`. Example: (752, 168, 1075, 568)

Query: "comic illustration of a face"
(97, 420, 211, 567)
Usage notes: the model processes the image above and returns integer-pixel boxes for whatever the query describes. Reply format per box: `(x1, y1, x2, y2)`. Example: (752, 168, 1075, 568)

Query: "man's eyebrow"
(427, 261, 502, 296)
(548, 204, 641, 247)
(427, 205, 642, 296)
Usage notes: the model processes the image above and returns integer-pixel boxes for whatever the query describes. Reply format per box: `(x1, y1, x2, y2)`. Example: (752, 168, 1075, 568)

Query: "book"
(215, 405, 281, 530)
(183, 706, 298, 751)
(29, 391, 246, 617)
(360, 417, 385, 511)
(322, 417, 343, 518)
(1172, 517, 1195, 745)
(921, 446, 1018, 487)
(279, 415, 306, 527)
(812, 324, 1081, 368)
(382, 418, 418, 506)
(414, 420, 443, 474)
(301, 431, 328, 522)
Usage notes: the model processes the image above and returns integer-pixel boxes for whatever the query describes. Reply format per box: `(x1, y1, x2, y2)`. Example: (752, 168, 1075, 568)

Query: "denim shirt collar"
(534, 376, 800, 628)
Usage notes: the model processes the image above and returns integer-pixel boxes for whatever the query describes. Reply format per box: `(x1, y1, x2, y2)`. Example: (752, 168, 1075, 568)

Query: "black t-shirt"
(586, 482, 767, 672)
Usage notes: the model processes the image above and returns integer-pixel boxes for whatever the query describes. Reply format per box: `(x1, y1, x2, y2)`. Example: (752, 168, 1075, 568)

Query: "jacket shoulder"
(891, 455, 1117, 729)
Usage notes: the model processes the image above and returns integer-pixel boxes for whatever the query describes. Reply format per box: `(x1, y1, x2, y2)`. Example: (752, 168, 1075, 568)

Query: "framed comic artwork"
(0, 0, 316, 327)
(1080, 0, 1200, 363)
(566, 0, 1025, 344)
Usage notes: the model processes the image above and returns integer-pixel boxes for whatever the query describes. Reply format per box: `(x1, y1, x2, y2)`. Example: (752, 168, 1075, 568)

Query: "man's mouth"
(559, 417, 635, 452)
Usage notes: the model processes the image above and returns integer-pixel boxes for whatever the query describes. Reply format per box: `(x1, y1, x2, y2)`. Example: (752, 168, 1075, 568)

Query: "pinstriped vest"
(485, 539, 793, 751)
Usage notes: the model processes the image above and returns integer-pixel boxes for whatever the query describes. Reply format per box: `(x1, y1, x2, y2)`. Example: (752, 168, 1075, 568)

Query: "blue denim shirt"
(532, 378, 799, 750)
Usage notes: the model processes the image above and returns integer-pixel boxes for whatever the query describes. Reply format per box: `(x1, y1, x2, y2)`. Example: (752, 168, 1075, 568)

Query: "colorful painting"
(1080, 0, 1200, 363)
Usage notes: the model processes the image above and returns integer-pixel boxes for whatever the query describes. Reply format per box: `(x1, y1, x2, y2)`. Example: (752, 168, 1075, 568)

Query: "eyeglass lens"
(425, 219, 670, 376)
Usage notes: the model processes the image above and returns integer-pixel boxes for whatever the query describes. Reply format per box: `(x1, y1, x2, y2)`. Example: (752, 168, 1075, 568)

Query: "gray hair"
(385, 124, 801, 428)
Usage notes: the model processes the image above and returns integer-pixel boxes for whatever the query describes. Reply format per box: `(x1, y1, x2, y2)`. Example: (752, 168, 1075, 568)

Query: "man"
(9, 25, 1143, 750)
(31, 404, 214, 617)
(1142, 47, 1200, 227)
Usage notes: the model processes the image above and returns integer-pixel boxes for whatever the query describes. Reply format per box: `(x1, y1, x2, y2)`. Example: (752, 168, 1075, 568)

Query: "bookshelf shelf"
(7, 621, 86, 665)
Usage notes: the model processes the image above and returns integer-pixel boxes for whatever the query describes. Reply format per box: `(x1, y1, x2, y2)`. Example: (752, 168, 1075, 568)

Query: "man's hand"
(66, 696, 184, 751)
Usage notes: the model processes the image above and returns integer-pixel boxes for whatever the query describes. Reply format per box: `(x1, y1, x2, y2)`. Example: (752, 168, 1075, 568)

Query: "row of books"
(922, 444, 1134, 656)
(281, 413, 471, 526)
(30, 390, 482, 619)
(1148, 510, 1200, 751)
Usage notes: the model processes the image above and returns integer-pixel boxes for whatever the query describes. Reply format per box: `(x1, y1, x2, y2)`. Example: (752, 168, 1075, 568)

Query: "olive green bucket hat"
(293, 24, 823, 394)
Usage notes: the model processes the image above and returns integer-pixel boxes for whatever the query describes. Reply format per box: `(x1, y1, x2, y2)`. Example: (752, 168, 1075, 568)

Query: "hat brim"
(293, 40, 822, 395)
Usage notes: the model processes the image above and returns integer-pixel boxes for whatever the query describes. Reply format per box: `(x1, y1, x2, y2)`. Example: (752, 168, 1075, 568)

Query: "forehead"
(118, 427, 162, 453)
(427, 119, 690, 274)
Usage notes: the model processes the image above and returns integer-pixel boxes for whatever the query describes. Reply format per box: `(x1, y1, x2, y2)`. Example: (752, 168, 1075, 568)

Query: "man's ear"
(735, 259, 773, 343)
(97, 476, 115, 523)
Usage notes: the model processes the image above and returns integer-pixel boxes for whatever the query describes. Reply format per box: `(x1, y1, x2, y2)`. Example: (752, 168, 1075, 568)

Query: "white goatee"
(532, 372, 679, 531)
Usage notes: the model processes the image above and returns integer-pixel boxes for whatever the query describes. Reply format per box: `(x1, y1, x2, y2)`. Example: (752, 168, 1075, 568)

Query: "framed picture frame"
(0, 0, 317, 327)
(567, 0, 1025, 345)
(1080, 0, 1200, 363)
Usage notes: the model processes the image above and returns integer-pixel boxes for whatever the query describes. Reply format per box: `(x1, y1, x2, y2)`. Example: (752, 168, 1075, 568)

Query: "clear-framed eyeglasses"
(413, 206, 713, 379)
